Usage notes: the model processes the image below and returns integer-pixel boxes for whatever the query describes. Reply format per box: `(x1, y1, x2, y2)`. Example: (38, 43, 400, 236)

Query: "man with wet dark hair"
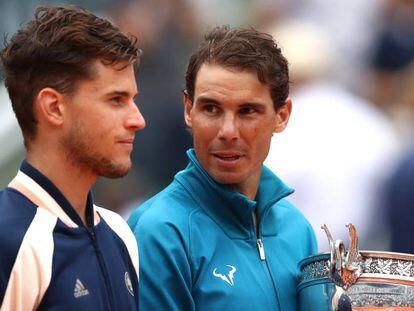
(129, 26, 317, 310)
(0, 6, 145, 310)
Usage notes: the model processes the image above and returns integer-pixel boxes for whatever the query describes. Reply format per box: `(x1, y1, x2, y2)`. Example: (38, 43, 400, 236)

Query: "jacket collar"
(17, 160, 95, 228)
(174, 149, 293, 239)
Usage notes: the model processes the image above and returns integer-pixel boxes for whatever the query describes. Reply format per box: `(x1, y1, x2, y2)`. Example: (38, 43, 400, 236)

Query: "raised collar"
(17, 160, 95, 228)
(174, 149, 294, 240)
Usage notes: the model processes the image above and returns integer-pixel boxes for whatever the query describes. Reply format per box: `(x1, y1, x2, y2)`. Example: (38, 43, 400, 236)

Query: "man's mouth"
(212, 152, 244, 162)
(118, 138, 135, 144)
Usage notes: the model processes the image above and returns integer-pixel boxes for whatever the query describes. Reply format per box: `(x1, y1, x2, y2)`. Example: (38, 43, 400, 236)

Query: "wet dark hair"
(185, 25, 289, 110)
(0, 6, 141, 148)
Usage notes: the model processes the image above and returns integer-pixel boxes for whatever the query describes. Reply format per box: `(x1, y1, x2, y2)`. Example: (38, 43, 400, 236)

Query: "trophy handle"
(321, 223, 363, 290)
(322, 224, 346, 287)
(342, 223, 363, 289)
(345, 223, 362, 271)
(321, 224, 335, 271)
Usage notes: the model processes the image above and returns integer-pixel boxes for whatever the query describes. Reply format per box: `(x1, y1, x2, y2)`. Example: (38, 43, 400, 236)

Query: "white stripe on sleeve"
(1, 208, 56, 311)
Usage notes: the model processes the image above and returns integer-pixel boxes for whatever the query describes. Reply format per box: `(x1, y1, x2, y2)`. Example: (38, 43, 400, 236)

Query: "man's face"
(61, 60, 145, 178)
(184, 63, 291, 198)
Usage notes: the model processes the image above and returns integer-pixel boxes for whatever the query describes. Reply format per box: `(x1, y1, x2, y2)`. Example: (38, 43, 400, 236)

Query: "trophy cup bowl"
(298, 224, 414, 310)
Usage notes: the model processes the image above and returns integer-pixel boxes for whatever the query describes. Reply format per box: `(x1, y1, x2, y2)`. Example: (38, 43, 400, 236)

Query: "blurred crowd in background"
(1, 0, 413, 253)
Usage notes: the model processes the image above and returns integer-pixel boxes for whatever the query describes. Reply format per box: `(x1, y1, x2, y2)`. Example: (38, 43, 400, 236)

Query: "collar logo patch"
(124, 272, 134, 296)
(74, 279, 90, 298)
(213, 265, 237, 286)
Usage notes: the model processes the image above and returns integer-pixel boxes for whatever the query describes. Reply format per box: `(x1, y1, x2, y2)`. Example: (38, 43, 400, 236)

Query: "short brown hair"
(0, 6, 141, 148)
(185, 25, 289, 109)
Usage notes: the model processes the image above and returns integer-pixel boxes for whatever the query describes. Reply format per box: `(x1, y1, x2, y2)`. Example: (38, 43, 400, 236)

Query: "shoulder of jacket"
(136, 184, 201, 222)
(272, 198, 313, 227)
(95, 205, 135, 241)
(270, 199, 317, 252)
(274, 198, 299, 213)
(0, 201, 55, 254)
(95, 205, 125, 222)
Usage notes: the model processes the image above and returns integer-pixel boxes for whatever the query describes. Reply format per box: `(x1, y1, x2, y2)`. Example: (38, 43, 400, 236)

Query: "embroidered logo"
(124, 272, 134, 296)
(74, 279, 90, 298)
(213, 265, 237, 286)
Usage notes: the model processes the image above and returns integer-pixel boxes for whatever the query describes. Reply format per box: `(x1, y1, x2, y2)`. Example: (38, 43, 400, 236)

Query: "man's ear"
(274, 98, 292, 133)
(183, 90, 193, 128)
(35, 87, 65, 126)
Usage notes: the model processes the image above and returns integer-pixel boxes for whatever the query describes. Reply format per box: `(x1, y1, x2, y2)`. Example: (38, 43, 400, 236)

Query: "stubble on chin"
(61, 123, 131, 179)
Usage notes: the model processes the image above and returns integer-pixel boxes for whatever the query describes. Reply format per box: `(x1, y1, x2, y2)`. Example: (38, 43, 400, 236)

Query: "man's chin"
(210, 171, 242, 185)
(96, 161, 132, 179)
(101, 168, 130, 179)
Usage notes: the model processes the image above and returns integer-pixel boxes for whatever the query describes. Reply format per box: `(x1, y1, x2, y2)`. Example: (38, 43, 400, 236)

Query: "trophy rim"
(299, 224, 414, 308)
(299, 250, 414, 269)
(360, 250, 414, 261)
(299, 250, 414, 288)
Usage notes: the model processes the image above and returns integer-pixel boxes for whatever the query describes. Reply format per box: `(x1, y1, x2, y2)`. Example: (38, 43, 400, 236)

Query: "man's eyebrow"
(106, 90, 138, 100)
(195, 97, 267, 109)
(240, 102, 266, 108)
(195, 96, 221, 105)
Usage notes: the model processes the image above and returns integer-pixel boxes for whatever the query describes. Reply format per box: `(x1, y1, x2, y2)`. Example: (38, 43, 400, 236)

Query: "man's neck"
(26, 152, 96, 225)
(228, 172, 261, 201)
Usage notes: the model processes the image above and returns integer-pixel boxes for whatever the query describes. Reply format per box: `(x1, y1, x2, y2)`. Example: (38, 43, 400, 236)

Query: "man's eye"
(239, 107, 256, 115)
(204, 105, 219, 114)
(111, 97, 123, 104)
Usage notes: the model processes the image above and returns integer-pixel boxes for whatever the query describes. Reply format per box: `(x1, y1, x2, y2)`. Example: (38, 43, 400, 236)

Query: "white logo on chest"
(73, 279, 90, 298)
(213, 265, 237, 286)
(124, 272, 134, 296)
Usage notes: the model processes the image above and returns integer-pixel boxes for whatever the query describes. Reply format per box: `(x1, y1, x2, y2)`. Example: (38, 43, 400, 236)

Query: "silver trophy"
(298, 223, 414, 310)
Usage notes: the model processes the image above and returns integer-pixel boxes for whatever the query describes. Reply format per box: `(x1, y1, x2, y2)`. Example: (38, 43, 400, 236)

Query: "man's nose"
(218, 113, 239, 141)
(126, 101, 146, 132)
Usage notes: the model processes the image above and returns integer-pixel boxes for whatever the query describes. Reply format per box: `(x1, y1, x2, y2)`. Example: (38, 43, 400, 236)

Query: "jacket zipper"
(252, 212, 281, 310)
(253, 212, 266, 260)
(88, 229, 115, 310)
(257, 238, 266, 260)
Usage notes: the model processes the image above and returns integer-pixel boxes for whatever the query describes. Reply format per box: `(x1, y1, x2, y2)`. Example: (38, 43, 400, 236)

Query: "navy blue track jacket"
(0, 161, 139, 310)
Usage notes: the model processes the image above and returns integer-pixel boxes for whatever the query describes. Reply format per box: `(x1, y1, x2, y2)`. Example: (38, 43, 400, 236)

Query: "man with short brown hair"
(0, 6, 144, 310)
(129, 26, 317, 311)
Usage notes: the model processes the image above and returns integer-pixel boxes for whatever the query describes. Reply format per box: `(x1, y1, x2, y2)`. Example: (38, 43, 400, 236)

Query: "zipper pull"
(257, 239, 266, 260)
